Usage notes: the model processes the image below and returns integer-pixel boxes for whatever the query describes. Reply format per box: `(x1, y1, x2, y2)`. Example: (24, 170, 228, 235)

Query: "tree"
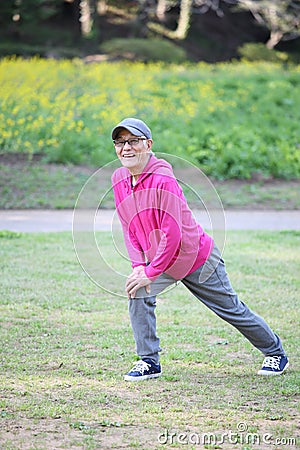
(148, 0, 194, 39)
(234, 0, 300, 48)
(79, 0, 97, 36)
(156, 0, 168, 21)
(150, 0, 234, 40)
(174, 0, 193, 39)
(97, 0, 107, 15)
(154, 0, 300, 46)
(0, 0, 61, 28)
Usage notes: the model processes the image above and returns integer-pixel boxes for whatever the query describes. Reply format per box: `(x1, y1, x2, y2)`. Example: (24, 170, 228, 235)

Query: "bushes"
(100, 38, 187, 63)
(0, 58, 299, 179)
(238, 43, 289, 63)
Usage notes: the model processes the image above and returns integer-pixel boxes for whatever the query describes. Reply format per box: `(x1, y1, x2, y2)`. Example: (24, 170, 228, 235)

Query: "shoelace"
(262, 356, 281, 370)
(131, 360, 150, 374)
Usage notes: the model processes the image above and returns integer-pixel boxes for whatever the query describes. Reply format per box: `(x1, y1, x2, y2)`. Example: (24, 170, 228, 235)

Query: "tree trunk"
(80, 0, 93, 36)
(156, 0, 167, 21)
(173, 0, 193, 40)
(97, 0, 107, 16)
(266, 30, 283, 49)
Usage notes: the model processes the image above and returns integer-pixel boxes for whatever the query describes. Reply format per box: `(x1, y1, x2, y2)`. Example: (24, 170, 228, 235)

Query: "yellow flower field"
(0, 57, 299, 178)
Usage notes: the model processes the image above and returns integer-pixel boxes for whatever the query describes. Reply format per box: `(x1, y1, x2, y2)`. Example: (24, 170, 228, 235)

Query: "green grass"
(0, 230, 299, 449)
(0, 160, 94, 209)
(1, 158, 300, 210)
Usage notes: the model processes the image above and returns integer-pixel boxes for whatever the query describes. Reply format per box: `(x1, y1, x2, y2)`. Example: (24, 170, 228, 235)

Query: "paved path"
(0, 209, 299, 232)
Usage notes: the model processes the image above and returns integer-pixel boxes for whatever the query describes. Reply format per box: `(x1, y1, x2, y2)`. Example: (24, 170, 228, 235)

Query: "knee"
(144, 296, 156, 306)
(129, 296, 156, 314)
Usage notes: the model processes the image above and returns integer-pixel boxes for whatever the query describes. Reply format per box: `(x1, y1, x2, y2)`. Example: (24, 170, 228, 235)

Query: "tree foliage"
(0, 0, 299, 51)
(143, 0, 300, 45)
(235, 0, 300, 48)
(0, 0, 61, 25)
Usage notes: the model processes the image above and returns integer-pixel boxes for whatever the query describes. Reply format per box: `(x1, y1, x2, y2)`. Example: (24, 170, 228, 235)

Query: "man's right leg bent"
(129, 271, 176, 364)
(128, 295, 161, 364)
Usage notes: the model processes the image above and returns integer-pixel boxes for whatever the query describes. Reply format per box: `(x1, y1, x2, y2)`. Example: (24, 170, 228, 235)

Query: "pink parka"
(112, 155, 213, 281)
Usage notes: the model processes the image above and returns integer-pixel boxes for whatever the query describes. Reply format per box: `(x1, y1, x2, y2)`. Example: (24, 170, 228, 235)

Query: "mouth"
(122, 153, 136, 159)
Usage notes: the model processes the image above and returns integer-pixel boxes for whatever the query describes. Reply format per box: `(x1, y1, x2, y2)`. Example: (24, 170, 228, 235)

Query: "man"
(111, 117, 289, 381)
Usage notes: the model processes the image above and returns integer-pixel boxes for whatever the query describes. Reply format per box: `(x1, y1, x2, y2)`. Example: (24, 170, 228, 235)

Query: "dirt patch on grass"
(2, 415, 298, 449)
(0, 417, 167, 449)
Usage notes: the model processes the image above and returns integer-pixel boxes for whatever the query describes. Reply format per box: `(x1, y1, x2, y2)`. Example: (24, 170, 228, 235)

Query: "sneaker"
(124, 359, 162, 381)
(257, 355, 289, 375)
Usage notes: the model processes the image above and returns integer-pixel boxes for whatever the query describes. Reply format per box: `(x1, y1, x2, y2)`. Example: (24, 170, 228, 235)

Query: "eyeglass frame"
(113, 137, 148, 149)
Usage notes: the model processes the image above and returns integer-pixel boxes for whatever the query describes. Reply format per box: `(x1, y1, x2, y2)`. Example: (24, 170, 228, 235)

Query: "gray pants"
(129, 245, 285, 364)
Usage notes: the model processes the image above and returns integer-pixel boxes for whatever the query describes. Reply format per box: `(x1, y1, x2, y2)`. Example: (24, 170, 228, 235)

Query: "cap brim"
(112, 126, 145, 140)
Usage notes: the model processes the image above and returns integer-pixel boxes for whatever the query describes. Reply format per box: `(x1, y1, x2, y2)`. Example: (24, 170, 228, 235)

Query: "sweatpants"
(129, 244, 285, 364)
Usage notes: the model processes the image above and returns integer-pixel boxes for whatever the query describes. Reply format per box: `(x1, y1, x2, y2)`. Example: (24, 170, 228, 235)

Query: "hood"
(135, 154, 175, 186)
(112, 154, 176, 195)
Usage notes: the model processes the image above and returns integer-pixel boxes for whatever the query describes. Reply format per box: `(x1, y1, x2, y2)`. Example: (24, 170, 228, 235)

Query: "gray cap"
(112, 118, 152, 140)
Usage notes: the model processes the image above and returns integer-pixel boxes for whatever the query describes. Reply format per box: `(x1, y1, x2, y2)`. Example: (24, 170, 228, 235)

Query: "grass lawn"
(0, 230, 299, 449)
(1, 156, 300, 210)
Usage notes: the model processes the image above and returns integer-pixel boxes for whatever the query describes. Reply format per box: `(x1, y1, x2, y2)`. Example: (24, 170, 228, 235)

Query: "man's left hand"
(126, 266, 151, 299)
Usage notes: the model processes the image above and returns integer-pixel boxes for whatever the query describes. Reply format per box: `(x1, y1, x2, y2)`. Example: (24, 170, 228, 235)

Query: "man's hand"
(126, 266, 151, 299)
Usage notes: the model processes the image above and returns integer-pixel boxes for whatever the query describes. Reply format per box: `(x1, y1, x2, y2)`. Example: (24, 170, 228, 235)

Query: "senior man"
(111, 117, 289, 381)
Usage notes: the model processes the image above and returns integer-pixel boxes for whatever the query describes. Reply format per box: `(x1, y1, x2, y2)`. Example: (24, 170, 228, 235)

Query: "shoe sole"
(124, 372, 162, 381)
(257, 361, 289, 375)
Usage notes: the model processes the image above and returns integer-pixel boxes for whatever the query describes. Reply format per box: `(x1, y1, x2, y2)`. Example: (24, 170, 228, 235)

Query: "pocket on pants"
(198, 244, 223, 284)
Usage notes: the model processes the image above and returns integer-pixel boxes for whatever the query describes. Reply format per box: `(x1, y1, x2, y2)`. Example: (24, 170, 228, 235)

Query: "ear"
(146, 139, 153, 150)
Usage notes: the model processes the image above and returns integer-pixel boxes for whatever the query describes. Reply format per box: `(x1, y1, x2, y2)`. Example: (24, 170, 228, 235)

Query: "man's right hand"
(126, 266, 151, 298)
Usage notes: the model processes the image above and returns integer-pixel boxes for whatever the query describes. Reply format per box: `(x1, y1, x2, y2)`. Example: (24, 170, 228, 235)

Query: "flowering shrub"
(0, 57, 299, 179)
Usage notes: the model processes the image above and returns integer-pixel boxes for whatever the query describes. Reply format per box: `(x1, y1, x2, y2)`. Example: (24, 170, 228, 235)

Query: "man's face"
(114, 129, 152, 175)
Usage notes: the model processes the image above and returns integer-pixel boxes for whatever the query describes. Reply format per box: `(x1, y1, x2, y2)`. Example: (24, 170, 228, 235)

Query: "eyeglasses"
(113, 138, 147, 149)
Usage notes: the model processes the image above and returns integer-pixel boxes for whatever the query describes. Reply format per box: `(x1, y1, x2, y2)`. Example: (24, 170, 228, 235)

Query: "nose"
(123, 140, 132, 149)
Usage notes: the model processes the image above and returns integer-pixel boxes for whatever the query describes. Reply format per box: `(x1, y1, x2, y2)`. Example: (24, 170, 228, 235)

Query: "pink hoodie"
(112, 155, 213, 281)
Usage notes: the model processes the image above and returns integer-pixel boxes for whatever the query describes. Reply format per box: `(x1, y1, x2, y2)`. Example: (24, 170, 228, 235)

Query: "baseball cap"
(112, 118, 152, 140)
